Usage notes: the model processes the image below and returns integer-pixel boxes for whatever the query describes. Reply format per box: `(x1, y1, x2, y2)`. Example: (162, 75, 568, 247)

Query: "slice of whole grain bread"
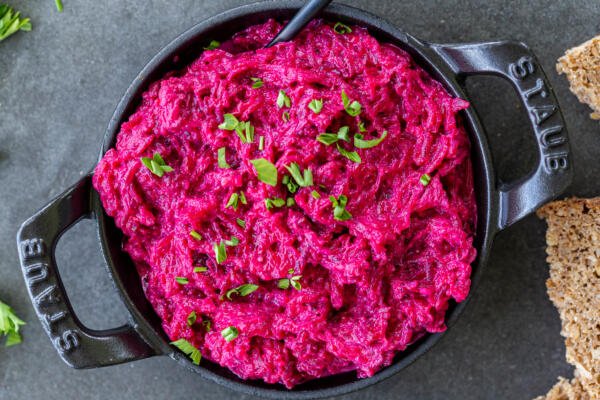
(556, 35, 600, 120)
(535, 198, 600, 399)
(534, 376, 591, 400)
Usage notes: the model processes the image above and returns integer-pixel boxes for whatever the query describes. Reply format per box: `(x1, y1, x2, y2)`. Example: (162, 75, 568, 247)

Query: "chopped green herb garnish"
(236, 218, 246, 228)
(0, 300, 25, 347)
(225, 283, 259, 300)
(277, 279, 290, 290)
(239, 191, 247, 205)
(226, 193, 240, 210)
(259, 136, 265, 151)
(420, 173, 431, 186)
(0, 4, 31, 42)
(283, 175, 299, 194)
(278, 272, 302, 291)
(341, 90, 362, 117)
(337, 126, 350, 142)
(55, 0, 63, 12)
(187, 311, 197, 326)
(175, 277, 189, 285)
(265, 198, 286, 210)
(285, 163, 313, 188)
(221, 326, 239, 342)
(219, 114, 239, 130)
(358, 121, 367, 132)
(277, 90, 291, 108)
(193, 266, 207, 273)
(204, 40, 220, 50)
(333, 22, 352, 34)
(217, 147, 231, 169)
(214, 242, 227, 264)
(190, 230, 202, 241)
(329, 194, 352, 221)
(141, 152, 174, 177)
(308, 99, 323, 114)
(290, 275, 302, 290)
(224, 236, 239, 247)
(170, 338, 201, 365)
(202, 319, 212, 332)
(354, 130, 388, 149)
(243, 121, 254, 143)
(250, 158, 278, 186)
(317, 126, 351, 145)
(286, 197, 296, 207)
(336, 143, 361, 163)
(250, 77, 264, 89)
(282, 111, 290, 122)
(311, 190, 321, 199)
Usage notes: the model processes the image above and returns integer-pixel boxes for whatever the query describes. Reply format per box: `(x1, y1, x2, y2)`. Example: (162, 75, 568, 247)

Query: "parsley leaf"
(221, 326, 239, 342)
(0, 4, 31, 42)
(311, 190, 321, 199)
(341, 90, 362, 117)
(170, 338, 201, 365)
(204, 40, 220, 50)
(420, 173, 431, 186)
(277, 279, 290, 289)
(226, 283, 259, 300)
(0, 300, 25, 347)
(224, 236, 239, 247)
(317, 126, 351, 145)
(265, 198, 286, 210)
(336, 143, 361, 163)
(354, 131, 388, 149)
(329, 194, 352, 221)
(141, 152, 173, 177)
(333, 22, 352, 34)
(277, 271, 302, 291)
(277, 90, 291, 108)
(251, 77, 264, 89)
(187, 311, 197, 326)
(214, 242, 227, 264)
(308, 99, 323, 114)
(250, 158, 278, 186)
(217, 147, 231, 169)
(236, 218, 246, 228)
(226, 192, 239, 210)
(282, 111, 290, 122)
(285, 163, 313, 188)
(218, 114, 239, 130)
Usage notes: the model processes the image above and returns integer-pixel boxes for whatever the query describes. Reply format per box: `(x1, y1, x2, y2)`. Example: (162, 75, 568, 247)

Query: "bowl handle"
(16, 175, 159, 368)
(430, 41, 572, 230)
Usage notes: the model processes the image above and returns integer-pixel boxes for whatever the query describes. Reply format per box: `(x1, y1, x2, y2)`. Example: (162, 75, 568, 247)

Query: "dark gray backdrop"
(1, 1, 599, 399)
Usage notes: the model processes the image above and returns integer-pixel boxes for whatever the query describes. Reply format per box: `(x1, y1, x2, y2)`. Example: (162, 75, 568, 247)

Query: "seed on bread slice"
(535, 198, 600, 399)
(556, 36, 600, 119)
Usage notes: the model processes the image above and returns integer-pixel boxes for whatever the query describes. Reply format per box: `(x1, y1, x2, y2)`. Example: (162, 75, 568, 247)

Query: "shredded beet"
(93, 20, 477, 388)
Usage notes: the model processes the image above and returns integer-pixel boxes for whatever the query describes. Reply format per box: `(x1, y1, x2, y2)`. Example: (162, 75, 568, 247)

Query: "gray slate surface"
(1, 1, 599, 399)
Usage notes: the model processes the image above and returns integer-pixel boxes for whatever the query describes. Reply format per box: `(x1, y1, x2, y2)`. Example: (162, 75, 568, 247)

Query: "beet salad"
(93, 19, 477, 388)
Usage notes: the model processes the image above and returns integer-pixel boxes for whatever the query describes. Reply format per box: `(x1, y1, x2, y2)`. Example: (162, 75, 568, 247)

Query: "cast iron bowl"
(17, 1, 572, 398)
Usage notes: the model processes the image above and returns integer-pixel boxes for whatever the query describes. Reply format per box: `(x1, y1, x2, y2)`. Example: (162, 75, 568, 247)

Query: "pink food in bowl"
(93, 19, 477, 388)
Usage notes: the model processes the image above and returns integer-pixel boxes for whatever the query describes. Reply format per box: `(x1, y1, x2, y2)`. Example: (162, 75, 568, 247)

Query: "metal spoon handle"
(266, 0, 334, 47)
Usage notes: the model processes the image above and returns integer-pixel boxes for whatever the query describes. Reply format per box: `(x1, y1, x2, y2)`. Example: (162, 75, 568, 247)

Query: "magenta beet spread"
(93, 20, 477, 388)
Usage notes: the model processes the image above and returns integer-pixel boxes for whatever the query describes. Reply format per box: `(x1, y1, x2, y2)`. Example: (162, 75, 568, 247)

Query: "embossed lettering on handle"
(430, 41, 572, 229)
(17, 175, 157, 368)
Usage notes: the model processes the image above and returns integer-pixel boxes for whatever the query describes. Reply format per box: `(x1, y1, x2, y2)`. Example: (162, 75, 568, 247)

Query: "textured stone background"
(1, 1, 599, 399)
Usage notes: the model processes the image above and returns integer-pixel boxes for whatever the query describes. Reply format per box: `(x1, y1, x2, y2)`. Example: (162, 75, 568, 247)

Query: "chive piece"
(282, 111, 290, 122)
(226, 283, 259, 300)
(420, 174, 431, 186)
(341, 90, 362, 117)
(218, 147, 231, 169)
(251, 77, 264, 89)
(277, 279, 290, 289)
(193, 266, 207, 273)
(250, 158, 278, 186)
(175, 277, 189, 285)
(187, 311, 197, 327)
(224, 236, 239, 247)
(204, 40, 220, 50)
(265, 198, 286, 210)
(226, 193, 239, 210)
(141, 152, 173, 177)
(190, 230, 202, 241)
(277, 90, 291, 108)
(218, 114, 239, 131)
(259, 136, 265, 150)
(308, 99, 323, 114)
(221, 326, 239, 342)
(239, 191, 247, 205)
(333, 22, 352, 34)
(354, 131, 388, 149)
(311, 190, 321, 199)
(55, 0, 64, 12)
(214, 242, 227, 264)
(236, 218, 246, 228)
(316, 133, 339, 145)
(286, 198, 296, 207)
(329, 194, 352, 221)
(244, 122, 255, 143)
(170, 338, 202, 365)
(290, 275, 302, 291)
(285, 163, 313, 188)
(336, 143, 361, 163)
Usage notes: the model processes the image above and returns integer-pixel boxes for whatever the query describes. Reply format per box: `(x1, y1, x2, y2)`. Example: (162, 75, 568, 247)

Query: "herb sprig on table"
(0, 4, 31, 42)
(0, 300, 25, 347)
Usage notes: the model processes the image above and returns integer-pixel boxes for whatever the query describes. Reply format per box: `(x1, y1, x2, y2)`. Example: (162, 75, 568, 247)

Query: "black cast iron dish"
(17, 1, 572, 399)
